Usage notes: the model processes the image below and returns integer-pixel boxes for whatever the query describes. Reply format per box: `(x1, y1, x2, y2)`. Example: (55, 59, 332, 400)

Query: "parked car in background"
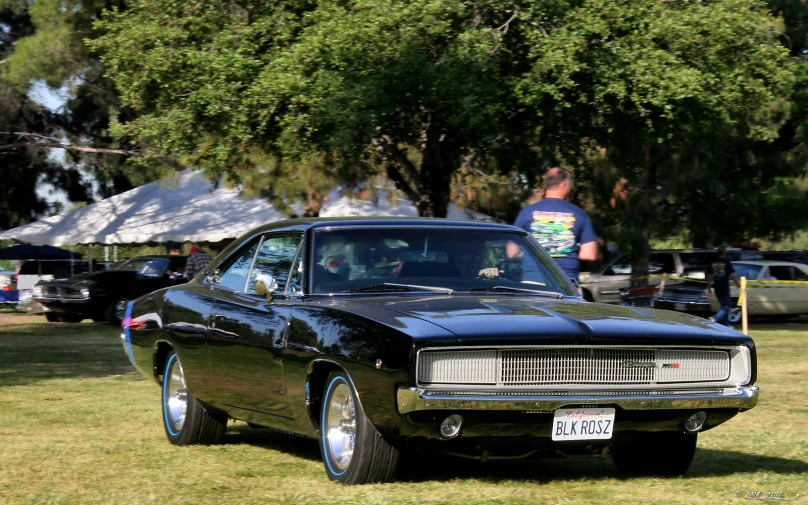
(760, 250, 808, 265)
(706, 260, 808, 323)
(581, 248, 765, 304)
(33, 255, 188, 325)
(122, 218, 758, 483)
(651, 265, 713, 318)
(579, 249, 718, 303)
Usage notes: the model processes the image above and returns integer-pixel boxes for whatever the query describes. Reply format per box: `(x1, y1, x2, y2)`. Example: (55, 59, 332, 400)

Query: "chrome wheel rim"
(114, 299, 130, 321)
(325, 382, 356, 472)
(165, 357, 188, 434)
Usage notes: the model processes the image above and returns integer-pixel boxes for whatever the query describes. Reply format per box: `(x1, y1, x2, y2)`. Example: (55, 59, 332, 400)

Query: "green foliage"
(91, 0, 537, 216)
(516, 0, 795, 276)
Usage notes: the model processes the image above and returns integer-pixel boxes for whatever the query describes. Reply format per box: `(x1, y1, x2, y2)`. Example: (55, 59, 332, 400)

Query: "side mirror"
(604, 268, 615, 276)
(254, 273, 278, 301)
(570, 278, 580, 290)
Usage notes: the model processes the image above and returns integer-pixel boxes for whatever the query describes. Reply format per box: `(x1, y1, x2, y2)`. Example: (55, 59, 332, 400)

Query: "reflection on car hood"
(334, 295, 749, 346)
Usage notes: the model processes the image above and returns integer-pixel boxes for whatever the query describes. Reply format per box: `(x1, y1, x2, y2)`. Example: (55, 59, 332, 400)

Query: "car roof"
(733, 260, 807, 267)
(246, 217, 516, 235)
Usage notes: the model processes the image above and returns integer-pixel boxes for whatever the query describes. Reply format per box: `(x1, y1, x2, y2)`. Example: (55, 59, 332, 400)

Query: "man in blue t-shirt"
(706, 245, 741, 326)
(512, 167, 598, 282)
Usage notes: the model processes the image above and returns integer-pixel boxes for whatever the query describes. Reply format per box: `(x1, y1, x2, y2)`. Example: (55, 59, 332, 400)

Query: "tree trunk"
(630, 148, 655, 288)
(417, 122, 453, 218)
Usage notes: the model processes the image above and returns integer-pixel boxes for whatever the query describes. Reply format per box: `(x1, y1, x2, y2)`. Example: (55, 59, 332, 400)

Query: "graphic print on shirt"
(711, 262, 727, 282)
(529, 211, 576, 257)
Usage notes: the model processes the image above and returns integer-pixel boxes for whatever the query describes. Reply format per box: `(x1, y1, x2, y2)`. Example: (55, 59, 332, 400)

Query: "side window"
(649, 253, 675, 274)
(606, 255, 632, 275)
(215, 239, 260, 292)
(248, 235, 302, 294)
(795, 268, 808, 281)
(767, 266, 794, 281)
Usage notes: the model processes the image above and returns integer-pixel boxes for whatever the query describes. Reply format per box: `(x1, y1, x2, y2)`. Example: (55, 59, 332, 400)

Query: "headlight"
(80, 288, 90, 298)
(32, 286, 42, 297)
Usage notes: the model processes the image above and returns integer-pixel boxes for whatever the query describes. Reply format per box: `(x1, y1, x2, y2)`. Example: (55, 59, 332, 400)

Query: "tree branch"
(0, 132, 141, 156)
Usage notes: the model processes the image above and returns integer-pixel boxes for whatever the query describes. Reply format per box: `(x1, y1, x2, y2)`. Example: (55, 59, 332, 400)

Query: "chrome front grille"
(418, 348, 731, 387)
(38, 286, 88, 300)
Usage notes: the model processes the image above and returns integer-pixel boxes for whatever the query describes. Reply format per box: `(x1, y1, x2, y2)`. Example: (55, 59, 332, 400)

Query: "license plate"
(552, 407, 615, 441)
(674, 302, 687, 311)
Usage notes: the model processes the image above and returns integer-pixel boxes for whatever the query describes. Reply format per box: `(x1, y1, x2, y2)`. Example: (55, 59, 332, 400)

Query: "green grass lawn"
(0, 315, 806, 505)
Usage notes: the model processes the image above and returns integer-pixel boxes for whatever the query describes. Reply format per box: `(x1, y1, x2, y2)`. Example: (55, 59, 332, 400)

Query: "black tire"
(612, 432, 697, 476)
(105, 297, 130, 327)
(319, 371, 400, 484)
(162, 351, 226, 445)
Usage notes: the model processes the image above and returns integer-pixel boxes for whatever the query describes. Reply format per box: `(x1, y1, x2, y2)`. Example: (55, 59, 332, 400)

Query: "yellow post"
(740, 277, 748, 335)
(658, 273, 667, 294)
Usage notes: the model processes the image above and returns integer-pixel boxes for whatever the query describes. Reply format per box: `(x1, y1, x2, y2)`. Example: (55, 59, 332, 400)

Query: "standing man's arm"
(577, 212, 599, 262)
(706, 272, 713, 295)
(578, 241, 598, 262)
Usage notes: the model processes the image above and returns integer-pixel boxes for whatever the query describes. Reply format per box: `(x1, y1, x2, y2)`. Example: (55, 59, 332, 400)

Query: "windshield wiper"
(341, 283, 454, 294)
(463, 286, 564, 299)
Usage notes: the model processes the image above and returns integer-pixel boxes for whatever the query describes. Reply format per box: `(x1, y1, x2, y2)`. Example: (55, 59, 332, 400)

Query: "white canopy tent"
(0, 170, 290, 246)
(319, 190, 494, 221)
(0, 171, 493, 247)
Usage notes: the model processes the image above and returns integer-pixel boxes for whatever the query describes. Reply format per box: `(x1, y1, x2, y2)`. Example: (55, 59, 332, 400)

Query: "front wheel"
(162, 351, 226, 445)
(319, 371, 399, 484)
(612, 432, 697, 476)
(105, 297, 130, 326)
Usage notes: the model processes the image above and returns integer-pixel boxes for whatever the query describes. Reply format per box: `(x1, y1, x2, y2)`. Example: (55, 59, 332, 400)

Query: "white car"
(708, 260, 808, 323)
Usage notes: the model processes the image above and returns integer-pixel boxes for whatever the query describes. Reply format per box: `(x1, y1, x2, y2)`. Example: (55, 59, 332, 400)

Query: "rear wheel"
(319, 371, 399, 484)
(162, 351, 226, 445)
(612, 432, 697, 476)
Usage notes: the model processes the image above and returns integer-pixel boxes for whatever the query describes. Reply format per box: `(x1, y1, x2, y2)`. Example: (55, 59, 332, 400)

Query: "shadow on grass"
(0, 322, 135, 387)
(223, 427, 808, 483)
(225, 425, 322, 462)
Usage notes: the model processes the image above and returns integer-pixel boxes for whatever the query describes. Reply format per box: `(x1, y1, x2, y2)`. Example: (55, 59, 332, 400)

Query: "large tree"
(517, 0, 794, 282)
(91, 0, 540, 217)
(1, 0, 151, 222)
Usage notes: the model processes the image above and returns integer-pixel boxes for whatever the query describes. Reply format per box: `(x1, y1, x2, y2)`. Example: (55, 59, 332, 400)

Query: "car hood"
(38, 270, 138, 285)
(333, 295, 751, 347)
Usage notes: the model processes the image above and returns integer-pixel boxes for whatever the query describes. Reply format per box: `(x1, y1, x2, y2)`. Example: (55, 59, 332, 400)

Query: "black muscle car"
(34, 255, 188, 325)
(121, 218, 758, 484)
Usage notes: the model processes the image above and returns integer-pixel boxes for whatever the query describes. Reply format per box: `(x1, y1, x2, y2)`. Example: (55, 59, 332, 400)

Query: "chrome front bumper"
(396, 386, 759, 414)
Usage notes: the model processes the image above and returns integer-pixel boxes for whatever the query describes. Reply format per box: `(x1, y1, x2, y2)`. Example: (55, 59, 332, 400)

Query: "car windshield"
(310, 227, 577, 296)
(733, 263, 763, 280)
(137, 258, 170, 277)
(115, 258, 153, 272)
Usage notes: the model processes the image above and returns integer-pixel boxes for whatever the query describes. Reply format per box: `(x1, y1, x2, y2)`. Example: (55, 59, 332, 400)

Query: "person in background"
(706, 245, 741, 326)
(184, 246, 213, 279)
(511, 167, 598, 282)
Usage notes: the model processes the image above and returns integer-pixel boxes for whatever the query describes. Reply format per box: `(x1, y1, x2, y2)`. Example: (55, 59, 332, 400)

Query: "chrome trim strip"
(396, 385, 759, 414)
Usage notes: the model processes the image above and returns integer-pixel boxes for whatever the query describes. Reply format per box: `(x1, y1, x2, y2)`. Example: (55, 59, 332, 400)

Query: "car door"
(754, 265, 806, 315)
(204, 233, 303, 426)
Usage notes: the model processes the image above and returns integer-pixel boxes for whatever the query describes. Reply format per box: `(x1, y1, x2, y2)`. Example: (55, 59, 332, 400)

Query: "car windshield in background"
(310, 228, 577, 296)
(138, 258, 170, 277)
(733, 263, 763, 280)
(115, 258, 153, 272)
